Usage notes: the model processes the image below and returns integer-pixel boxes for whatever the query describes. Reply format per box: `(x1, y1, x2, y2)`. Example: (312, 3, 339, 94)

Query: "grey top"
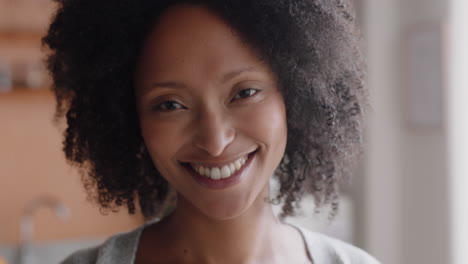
(61, 222, 380, 264)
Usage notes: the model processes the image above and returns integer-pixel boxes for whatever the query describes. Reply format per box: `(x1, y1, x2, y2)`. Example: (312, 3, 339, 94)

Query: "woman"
(44, 0, 378, 263)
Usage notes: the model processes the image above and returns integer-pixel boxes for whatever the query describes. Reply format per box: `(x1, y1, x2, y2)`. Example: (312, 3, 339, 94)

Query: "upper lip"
(179, 149, 257, 167)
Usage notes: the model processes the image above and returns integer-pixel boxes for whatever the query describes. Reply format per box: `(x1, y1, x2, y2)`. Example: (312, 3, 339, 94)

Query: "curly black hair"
(43, 0, 366, 220)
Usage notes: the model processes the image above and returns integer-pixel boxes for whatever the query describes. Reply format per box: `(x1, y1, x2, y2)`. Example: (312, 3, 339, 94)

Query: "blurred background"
(0, 0, 467, 263)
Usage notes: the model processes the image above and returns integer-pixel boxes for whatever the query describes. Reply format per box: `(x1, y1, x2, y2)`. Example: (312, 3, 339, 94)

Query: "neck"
(155, 188, 289, 264)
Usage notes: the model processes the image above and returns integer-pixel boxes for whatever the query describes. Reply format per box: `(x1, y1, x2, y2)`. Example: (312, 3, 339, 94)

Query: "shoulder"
(60, 225, 144, 264)
(298, 227, 381, 264)
(60, 245, 99, 264)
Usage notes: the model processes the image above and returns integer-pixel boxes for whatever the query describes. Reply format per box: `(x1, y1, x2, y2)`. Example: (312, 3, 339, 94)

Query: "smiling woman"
(134, 6, 287, 222)
(43, 0, 378, 263)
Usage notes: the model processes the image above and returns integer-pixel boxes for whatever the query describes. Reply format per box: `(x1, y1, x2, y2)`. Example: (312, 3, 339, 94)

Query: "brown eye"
(233, 88, 259, 100)
(155, 101, 184, 112)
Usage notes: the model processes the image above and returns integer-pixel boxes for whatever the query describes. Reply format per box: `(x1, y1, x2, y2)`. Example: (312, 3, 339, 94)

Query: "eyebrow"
(151, 81, 187, 89)
(221, 66, 257, 83)
(151, 66, 259, 89)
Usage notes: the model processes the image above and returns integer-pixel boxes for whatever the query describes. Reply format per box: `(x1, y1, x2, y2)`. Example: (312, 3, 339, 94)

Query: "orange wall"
(0, 89, 144, 245)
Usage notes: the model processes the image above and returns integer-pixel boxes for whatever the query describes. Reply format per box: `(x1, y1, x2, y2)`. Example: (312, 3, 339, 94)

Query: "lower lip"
(184, 152, 256, 190)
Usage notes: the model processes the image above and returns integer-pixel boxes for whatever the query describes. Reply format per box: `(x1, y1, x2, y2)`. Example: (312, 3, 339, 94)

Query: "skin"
(134, 4, 312, 264)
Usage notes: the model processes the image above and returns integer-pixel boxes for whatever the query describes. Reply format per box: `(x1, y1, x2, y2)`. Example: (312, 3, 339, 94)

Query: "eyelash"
(154, 101, 184, 112)
(153, 88, 261, 112)
(232, 88, 260, 101)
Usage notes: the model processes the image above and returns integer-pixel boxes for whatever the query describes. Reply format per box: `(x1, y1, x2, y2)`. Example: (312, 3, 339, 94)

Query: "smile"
(190, 155, 248, 180)
(181, 150, 257, 189)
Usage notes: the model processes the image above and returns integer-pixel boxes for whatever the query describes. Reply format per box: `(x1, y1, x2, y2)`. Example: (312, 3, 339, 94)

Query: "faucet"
(15, 195, 70, 264)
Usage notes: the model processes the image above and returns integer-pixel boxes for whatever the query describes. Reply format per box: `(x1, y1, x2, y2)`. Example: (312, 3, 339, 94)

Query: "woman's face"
(135, 4, 287, 220)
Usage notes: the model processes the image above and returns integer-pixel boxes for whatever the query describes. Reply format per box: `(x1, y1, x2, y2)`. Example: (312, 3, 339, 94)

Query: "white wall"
(399, 1, 450, 263)
(361, 0, 451, 263)
(361, 0, 402, 262)
(448, 0, 468, 263)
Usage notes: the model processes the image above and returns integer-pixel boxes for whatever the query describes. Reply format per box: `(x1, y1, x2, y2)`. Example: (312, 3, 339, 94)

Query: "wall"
(361, 0, 402, 262)
(361, 0, 451, 263)
(400, 0, 449, 263)
(448, 0, 468, 263)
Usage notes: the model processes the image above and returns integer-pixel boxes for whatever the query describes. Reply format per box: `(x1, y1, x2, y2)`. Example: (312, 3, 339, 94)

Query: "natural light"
(449, 0, 468, 263)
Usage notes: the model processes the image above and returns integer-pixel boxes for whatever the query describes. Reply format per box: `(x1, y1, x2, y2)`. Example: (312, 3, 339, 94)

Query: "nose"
(193, 108, 235, 157)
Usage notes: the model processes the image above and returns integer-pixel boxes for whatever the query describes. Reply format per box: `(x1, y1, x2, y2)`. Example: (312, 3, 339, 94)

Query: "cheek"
(239, 94, 287, 149)
(139, 117, 181, 168)
(140, 114, 187, 144)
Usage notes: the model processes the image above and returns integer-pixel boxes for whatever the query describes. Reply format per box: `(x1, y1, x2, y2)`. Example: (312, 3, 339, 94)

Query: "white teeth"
(234, 160, 241, 170)
(190, 154, 250, 180)
(229, 164, 235, 174)
(204, 167, 211, 177)
(221, 165, 230, 179)
(211, 167, 221, 180)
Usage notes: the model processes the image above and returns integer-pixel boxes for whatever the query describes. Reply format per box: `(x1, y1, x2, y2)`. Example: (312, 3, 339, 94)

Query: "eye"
(232, 88, 260, 101)
(154, 100, 184, 112)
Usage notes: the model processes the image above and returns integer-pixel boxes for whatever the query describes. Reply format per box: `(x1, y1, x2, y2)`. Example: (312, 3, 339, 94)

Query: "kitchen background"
(1, 0, 467, 263)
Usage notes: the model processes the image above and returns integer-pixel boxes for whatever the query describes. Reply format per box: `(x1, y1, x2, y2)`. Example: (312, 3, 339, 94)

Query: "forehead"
(135, 4, 272, 87)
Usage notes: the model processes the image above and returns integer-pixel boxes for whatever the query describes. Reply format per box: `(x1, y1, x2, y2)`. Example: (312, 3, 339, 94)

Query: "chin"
(194, 195, 254, 221)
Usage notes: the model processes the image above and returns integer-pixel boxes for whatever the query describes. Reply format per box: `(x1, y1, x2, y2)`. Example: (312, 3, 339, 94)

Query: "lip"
(182, 150, 257, 190)
(180, 151, 255, 167)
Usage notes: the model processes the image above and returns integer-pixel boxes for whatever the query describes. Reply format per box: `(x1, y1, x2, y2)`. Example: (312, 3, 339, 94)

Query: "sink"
(0, 238, 104, 264)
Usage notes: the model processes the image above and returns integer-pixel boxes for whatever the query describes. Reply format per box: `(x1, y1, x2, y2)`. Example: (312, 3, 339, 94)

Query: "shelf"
(0, 31, 45, 45)
(0, 86, 52, 99)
